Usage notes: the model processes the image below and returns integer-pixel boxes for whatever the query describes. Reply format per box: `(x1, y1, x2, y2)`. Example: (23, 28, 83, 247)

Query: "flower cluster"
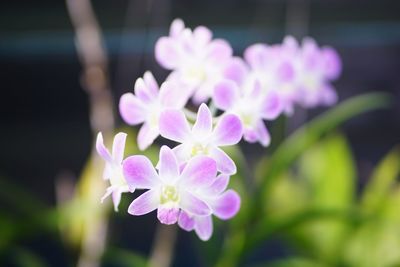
(96, 19, 341, 240)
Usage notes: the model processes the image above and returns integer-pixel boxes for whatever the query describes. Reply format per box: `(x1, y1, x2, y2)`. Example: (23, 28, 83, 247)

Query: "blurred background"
(1, 0, 400, 266)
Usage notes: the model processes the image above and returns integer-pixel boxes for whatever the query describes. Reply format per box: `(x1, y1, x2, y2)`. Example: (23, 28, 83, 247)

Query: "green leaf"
(103, 247, 147, 267)
(361, 146, 400, 214)
(292, 134, 355, 262)
(249, 257, 330, 267)
(257, 92, 390, 201)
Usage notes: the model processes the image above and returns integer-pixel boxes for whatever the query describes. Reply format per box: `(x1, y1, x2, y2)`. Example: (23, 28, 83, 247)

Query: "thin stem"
(149, 224, 177, 267)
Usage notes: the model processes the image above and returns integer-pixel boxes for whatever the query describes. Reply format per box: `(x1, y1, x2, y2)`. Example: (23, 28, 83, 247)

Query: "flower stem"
(149, 224, 177, 267)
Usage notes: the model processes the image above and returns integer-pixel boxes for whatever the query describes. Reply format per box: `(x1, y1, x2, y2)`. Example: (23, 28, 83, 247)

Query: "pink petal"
(178, 211, 195, 231)
(244, 43, 269, 69)
(159, 81, 190, 108)
(180, 156, 217, 188)
(96, 132, 112, 162)
(193, 26, 212, 47)
(223, 57, 249, 85)
(101, 186, 115, 203)
(143, 71, 159, 97)
(194, 215, 213, 241)
(159, 146, 179, 182)
(119, 93, 147, 125)
(206, 39, 232, 63)
(134, 77, 156, 103)
(159, 109, 191, 143)
(322, 47, 342, 80)
(192, 104, 213, 137)
(157, 205, 180, 225)
(137, 122, 159, 151)
(277, 61, 295, 82)
(209, 147, 236, 175)
(213, 80, 239, 111)
(212, 189, 241, 220)
(261, 91, 283, 120)
(243, 128, 258, 143)
(112, 132, 127, 163)
(180, 190, 211, 216)
(208, 174, 230, 195)
(321, 84, 338, 106)
(170, 18, 185, 37)
(172, 143, 191, 164)
(256, 120, 271, 147)
(155, 37, 182, 69)
(123, 155, 158, 189)
(128, 189, 159, 216)
(212, 114, 243, 146)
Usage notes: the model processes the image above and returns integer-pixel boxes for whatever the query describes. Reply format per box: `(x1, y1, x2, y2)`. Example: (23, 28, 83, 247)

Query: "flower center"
(191, 143, 208, 156)
(110, 167, 127, 187)
(183, 65, 206, 84)
(160, 185, 179, 204)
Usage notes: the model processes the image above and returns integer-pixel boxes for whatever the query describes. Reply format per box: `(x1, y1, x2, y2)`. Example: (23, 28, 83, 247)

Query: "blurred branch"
(65, 0, 115, 267)
(149, 224, 177, 267)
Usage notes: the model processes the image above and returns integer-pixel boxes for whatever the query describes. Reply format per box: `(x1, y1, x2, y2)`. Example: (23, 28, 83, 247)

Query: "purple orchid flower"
(123, 146, 225, 225)
(213, 79, 282, 147)
(119, 71, 188, 151)
(155, 19, 234, 104)
(96, 132, 133, 211)
(158, 103, 243, 175)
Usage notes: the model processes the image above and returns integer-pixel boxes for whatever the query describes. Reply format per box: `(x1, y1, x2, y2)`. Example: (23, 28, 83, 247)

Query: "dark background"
(1, 0, 399, 266)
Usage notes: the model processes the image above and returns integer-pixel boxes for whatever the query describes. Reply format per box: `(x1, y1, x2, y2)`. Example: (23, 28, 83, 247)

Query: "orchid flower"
(155, 19, 234, 104)
(213, 79, 282, 147)
(119, 71, 188, 151)
(123, 146, 218, 225)
(96, 132, 133, 211)
(158, 103, 242, 175)
(178, 174, 240, 241)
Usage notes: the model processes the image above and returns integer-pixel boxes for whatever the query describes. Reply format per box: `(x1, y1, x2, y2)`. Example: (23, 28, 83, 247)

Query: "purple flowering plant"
(97, 18, 342, 241)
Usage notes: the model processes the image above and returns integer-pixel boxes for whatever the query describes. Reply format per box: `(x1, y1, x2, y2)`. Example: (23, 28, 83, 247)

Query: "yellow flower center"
(191, 143, 209, 156)
(160, 185, 179, 204)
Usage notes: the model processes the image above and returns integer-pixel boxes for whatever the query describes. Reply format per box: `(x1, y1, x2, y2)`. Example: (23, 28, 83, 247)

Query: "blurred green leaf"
(292, 134, 355, 262)
(103, 247, 147, 267)
(249, 257, 330, 267)
(257, 92, 390, 202)
(361, 146, 400, 214)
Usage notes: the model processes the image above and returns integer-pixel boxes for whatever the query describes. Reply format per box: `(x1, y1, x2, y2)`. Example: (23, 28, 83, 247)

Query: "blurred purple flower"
(119, 71, 188, 150)
(155, 19, 234, 104)
(96, 132, 133, 211)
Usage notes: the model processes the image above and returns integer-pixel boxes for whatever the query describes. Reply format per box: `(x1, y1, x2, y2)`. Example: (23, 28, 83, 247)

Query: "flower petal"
(159, 109, 191, 143)
(244, 43, 269, 69)
(223, 57, 248, 85)
(159, 146, 179, 182)
(213, 80, 239, 111)
(193, 26, 212, 47)
(261, 91, 282, 120)
(194, 215, 213, 241)
(96, 132, 112, 162)
(212, 189, 241, 220)
(256, 120, 271, 147)
(119, 93, 147, 125)
(212, 114, 243, 146)
(170, 18, 185, 37)
(210, 147, 236, 175)
(178, 211, 195, 231)
(112, 132, 127, 163)
(206, 39, 232, 63)
(159, 81, 190, 108)
(192, 104, 213, 137)
(180, 156, 217, 188)
(180, 190, 211, 216)
(208, 174, 230, 195)
(157, 204, 179, 225)
(134, 77, 156, 103)
(172, 143, 191, 164)
(155, 37, 182, 69)
(123, 155, 158, 189)
(137, 122, 159, 151)
(322, 47, 341, 80)
(128, 189, 159, 216)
